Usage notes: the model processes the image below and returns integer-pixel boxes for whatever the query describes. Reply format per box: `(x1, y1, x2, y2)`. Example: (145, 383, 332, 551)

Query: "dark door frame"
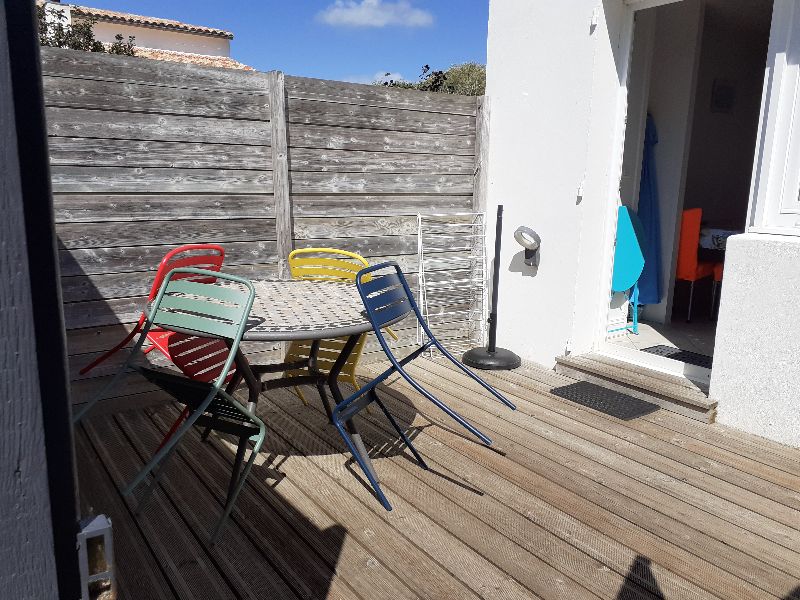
(3, 1, 81, 597)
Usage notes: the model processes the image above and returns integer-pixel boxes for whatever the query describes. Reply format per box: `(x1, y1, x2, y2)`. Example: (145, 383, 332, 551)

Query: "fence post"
(268, 70, 292, 278)
(473, 95, 490, 214)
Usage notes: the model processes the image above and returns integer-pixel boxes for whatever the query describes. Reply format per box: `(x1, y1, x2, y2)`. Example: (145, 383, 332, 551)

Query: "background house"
(39, 0, 251, 69)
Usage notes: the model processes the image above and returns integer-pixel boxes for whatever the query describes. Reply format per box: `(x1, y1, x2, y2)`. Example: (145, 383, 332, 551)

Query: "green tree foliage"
(379, 63, 485, 96)
(37, 5, 136, 56)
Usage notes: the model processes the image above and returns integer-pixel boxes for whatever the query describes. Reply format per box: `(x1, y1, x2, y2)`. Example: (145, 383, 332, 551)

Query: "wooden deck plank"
(82, 415, 239, 600)
(251, 389, 547, 600)
(115, 409, 308, 600)
(75, 359, 800, 600)
(405, 364, 800, 575)
(146, 405, 424, 600)
(439, 362, 800, 510)
(266, 389, 602, 600)
(372, 364, 796, 599)
(75, 429, 177, 600)
(403, 363, 800, 548)
(350, 397, 717, 600)
(282, 386, 665, 600)
(485, 364, 800, 494)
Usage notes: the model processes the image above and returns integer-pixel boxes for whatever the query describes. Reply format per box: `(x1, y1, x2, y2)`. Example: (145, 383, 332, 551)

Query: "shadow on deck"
(77, 359, 800, 600)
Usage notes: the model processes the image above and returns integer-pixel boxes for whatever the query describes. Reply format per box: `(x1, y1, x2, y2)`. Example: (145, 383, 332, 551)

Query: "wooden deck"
(77, 359, 800, 600)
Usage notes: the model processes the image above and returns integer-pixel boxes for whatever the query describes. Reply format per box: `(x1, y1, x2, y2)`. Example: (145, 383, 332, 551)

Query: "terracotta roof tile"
(132, 47, 253, 70)
(68, 4, 234, 39)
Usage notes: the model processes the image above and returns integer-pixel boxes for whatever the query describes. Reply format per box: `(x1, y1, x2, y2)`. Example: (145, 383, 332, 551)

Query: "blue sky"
(82, 0, 489, 82)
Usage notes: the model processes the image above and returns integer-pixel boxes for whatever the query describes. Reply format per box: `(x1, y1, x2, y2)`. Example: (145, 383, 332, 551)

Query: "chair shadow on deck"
(550, 381, 659, 420)
(259, 380, 486, 502)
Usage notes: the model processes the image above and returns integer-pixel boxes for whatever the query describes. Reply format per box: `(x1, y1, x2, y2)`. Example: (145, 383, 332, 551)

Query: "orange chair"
(675, 208, 722, 322)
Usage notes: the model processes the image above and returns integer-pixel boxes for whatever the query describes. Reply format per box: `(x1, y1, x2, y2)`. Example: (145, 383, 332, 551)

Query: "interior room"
(607, 0, 774, 369)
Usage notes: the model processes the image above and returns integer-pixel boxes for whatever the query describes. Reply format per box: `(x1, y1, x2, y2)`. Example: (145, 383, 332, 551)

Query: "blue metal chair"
(609, 206, 647, 335)
(332, 261, 516, 510)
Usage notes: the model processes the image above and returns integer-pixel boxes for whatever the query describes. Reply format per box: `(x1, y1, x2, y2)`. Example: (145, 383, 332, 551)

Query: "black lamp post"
(462, 205, 522, 370)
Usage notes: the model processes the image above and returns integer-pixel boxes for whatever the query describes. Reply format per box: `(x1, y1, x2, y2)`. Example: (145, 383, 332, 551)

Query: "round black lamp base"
(462, 347, 521, 370)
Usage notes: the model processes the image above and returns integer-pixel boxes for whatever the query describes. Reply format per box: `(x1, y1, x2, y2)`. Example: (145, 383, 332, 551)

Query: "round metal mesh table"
(242, 279, 383, 342)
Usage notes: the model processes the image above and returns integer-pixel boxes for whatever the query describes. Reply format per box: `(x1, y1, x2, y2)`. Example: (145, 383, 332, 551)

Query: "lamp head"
(514, 226, 541, 266)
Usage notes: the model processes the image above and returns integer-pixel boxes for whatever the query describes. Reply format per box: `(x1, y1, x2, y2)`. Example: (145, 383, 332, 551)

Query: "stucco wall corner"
(711, 233, 800, 448)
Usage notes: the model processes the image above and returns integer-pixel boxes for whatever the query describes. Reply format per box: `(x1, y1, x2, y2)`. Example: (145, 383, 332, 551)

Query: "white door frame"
(595, 0, 797, 384)
(591, 0, 714, 384)
(748, 0, 800, 236)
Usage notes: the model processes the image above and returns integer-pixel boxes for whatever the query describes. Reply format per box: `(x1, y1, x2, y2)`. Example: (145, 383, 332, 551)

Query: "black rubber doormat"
(641, 345, 713, 369)
(550, 381, 659, 420)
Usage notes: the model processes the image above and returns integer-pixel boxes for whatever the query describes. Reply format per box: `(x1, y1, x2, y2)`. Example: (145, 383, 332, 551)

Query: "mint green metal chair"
(79, 267, 262, 542)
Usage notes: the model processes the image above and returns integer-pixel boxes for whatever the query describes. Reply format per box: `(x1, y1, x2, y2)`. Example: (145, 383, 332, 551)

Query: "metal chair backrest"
(356, 262, 418, 339)
(145, 267, 254, 390)
(288, 247, 370, 282)
(676, 208, 702, 281)
(148, 244, 225, 302)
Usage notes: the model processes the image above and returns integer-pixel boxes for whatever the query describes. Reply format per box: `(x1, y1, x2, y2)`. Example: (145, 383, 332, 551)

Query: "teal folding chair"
(76, 267, 262, 542)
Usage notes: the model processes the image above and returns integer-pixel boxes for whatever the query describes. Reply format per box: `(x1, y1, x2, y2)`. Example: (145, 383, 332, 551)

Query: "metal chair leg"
(134, 439, 181, 515)
(332, 419, 392, 510)
(710, 280, 718, 319)
(211, 444, 258, 544)
(225, 435, 249, 508)
(371, 390, 428, 470)
(687, 280, 695, 323)
(394, 364, 493, 445)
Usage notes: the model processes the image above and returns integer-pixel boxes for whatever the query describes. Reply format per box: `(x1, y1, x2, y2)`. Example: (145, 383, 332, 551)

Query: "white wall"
(640, 0, 704, 323)
(88, 20, 229, 57)
(485, 0, 632, 366)
(44, 2, 230, 57)
(711, 233, 800, 447)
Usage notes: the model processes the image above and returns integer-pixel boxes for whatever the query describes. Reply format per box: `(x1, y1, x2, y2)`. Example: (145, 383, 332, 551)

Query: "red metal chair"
(79, 243, 227, 376)
(78, 244, 237, 443)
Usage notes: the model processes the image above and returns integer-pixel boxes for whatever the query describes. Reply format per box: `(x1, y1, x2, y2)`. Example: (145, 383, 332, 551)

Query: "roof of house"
(133, 47, 253, 71)
(68, 4, 234, 39)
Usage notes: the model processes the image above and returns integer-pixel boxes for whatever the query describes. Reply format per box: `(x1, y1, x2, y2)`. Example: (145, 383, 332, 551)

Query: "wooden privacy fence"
(42, 48, 487, 413)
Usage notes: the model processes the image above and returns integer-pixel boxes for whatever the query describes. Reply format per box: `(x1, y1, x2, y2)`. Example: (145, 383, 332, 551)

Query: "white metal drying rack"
(416, 212, 488, 357)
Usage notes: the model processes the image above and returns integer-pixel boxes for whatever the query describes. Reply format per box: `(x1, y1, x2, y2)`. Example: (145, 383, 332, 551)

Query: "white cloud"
(317, 0, 434, 28)
(342, 71, 406, 84)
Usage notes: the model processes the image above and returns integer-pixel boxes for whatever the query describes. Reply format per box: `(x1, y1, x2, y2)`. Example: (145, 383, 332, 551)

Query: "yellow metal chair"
(284, 248, 399, 404)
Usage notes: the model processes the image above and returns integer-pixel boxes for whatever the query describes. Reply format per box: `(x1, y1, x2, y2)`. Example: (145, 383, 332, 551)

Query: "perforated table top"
(243, 279, 397, 342)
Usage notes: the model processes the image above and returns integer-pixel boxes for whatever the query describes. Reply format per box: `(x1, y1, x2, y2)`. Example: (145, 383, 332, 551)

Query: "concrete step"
(554, 352, 717, 423)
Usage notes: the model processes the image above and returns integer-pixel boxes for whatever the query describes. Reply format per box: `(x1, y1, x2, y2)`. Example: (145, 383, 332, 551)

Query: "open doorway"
(605, 0, 773, 376)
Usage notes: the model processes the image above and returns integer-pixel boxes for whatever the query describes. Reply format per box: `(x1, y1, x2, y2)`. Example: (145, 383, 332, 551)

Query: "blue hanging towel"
(636, 114, 662, 305)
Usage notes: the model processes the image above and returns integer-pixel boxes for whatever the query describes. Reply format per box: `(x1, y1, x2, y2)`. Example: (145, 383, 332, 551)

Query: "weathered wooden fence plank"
(57, 218, 278, 249)
(61, 262, 280, 303)
(289, 172, 473, 195)
(288, 97, 474, 135)
(41, 46, 271, 92)
(60, 240, 279, 277)
(289, 123, 473, 155)
(290, 194, 473, 216)
(49, 137, 271, 170)
(53, 194, 274, 222)
(285, 75, 477, 115)
(47, 107, 272, 145)
(50, 165, 274, 194)
(267, 70, 293, 278)
(289, 147, 473, 174)
(43, 75, 270, 120)
(473, 95, 490, 212)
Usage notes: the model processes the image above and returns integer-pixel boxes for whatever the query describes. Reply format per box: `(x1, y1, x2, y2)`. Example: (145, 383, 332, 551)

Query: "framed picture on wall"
(711, 78, 736, 113)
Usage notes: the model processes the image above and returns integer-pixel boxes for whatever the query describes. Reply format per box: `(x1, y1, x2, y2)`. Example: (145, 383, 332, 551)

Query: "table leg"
(228, 343, 261, 414)
(327, 334, 380, 483)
